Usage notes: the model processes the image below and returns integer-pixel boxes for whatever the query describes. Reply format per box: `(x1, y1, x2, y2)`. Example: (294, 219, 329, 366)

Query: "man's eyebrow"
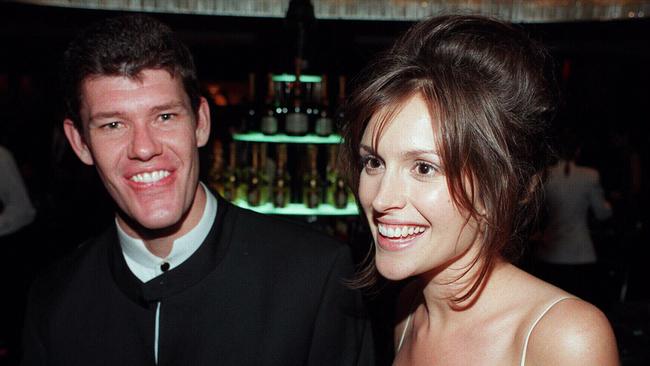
(89, 111, 126, 122)
(89, 102, 188, 122)
(150, 101, 188, 114)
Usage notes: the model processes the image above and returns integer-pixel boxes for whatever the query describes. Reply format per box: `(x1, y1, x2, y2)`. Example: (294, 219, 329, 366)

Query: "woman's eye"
(415, 162, 437, 176)
(361, 155, 383, 172)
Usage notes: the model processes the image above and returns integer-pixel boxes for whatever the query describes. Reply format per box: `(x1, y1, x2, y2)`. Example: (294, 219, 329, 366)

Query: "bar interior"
(1, 1, 649, 364)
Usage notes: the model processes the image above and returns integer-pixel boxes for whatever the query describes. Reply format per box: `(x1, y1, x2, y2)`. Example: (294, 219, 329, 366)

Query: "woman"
(340, 15, 619, 365)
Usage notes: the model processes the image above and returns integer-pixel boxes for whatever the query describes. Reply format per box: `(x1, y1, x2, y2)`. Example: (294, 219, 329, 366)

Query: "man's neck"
(143, 236, 175, 259)
(116, 184, 207, 258)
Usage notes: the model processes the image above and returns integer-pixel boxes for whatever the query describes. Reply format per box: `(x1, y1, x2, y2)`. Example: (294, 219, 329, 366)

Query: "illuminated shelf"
(232, 132, 342, 144)
(232, 200, 359, 216)
(272, 74, 322, 83)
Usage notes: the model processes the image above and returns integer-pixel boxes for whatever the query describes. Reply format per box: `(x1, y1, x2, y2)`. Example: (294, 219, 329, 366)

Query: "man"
(22, 14, 373, 365)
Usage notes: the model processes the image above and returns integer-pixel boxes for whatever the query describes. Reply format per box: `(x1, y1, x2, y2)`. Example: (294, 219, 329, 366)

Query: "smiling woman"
(357, 94, 482, 282)
(340, 14, 620, 365)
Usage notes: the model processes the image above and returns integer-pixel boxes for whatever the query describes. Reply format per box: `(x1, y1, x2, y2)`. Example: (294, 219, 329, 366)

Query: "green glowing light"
(232, 201, 359, 216)
(233, 132, 343, 144)
(272, 74, 322, 83)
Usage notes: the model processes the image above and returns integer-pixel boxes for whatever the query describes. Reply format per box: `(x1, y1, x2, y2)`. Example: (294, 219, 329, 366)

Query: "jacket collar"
(107, 193, 235, 307)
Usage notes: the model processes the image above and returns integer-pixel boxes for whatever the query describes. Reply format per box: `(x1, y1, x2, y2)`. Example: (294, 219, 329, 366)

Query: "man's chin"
(118, 210, 183, 237)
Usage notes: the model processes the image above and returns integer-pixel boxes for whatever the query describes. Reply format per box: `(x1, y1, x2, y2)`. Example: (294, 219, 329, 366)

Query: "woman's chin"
(375, 258, 416, 281)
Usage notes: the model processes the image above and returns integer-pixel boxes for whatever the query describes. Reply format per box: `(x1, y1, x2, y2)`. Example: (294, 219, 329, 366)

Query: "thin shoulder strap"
(520, 297, 574, 366)
(397, 312, 413, 352)
(396, 293, 420, 352)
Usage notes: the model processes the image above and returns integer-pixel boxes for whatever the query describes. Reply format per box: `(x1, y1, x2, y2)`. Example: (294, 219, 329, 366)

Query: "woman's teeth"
(377, 224, 425, 238)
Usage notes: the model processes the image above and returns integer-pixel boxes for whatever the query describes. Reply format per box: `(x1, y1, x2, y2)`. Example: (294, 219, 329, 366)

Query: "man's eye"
(160, 113, 175, 121)
(102, 121, 122, 129)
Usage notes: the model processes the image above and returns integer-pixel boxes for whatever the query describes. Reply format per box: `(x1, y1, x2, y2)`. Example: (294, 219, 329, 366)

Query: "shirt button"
(160, 262, 170, 272)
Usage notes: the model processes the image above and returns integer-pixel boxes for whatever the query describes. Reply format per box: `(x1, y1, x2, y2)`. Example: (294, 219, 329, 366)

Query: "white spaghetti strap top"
(520, 297, 574, 366)
(396, 312, 413, 352)
(396, 292, 421, 353)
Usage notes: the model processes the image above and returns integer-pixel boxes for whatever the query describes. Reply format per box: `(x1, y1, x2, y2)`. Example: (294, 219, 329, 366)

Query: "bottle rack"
(207, 72, 357, 217)
(228, 141, 357, 217)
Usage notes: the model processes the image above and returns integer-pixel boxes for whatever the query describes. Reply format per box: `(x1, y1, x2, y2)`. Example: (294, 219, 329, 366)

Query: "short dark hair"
(61, 14, 201, 130)
(341, 15, 556, 298)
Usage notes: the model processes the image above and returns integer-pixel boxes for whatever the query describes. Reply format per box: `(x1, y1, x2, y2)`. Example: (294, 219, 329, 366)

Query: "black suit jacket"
(21, 195, 374, 365)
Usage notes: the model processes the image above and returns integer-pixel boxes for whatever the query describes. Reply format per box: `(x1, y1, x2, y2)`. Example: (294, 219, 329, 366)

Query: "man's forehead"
(79, 69, 189, 119)
(81, 69, 178, 91)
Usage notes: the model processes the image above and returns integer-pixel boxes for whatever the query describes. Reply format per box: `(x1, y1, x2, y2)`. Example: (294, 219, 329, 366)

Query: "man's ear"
(63, 119, 94, 165)
(195, 97, 211, 148)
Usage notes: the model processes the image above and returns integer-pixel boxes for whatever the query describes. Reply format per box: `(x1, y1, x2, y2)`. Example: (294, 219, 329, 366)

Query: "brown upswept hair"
(340, 15, 556, 301)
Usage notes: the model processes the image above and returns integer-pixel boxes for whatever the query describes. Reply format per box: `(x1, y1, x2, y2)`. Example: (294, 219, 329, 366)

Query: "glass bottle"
(272, 144, 291, 208)
(325, 144, 338, 205)
(222, 141, 239, 202)
(208, 139, 224, 196)
(260, 73, 278, 135)
(284, 61, 309, 136)
(246, 143, 262, 206)
(302, 144, 321, 208)
(258, 142, 270, 205)
(315, 74, 333, 137)
(240, 72, 257, 133)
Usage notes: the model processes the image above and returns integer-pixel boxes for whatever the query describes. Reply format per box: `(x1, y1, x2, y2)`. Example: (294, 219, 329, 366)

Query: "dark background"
(1, 2, 649, 365)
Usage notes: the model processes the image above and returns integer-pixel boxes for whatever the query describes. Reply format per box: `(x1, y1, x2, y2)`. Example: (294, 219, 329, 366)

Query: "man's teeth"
(377, 224, 425, 238)
(130, 170, 170, 183)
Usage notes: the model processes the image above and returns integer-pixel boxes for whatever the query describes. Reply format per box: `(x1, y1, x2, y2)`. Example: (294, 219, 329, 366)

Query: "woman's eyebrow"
(361, 144, 437, 158)
(401, 149, 438, 159)
(359, 144, 376, 154)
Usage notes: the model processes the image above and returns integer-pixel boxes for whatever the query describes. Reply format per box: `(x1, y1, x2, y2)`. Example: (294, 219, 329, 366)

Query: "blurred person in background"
(534, 128, 613, 306)
(0, 142, 37, 364)
(0, 143, 36, 238)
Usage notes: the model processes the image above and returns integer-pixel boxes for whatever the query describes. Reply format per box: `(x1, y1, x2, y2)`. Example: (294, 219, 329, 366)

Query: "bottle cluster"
(207, 141, 352, 210)
(238, 72, 347, 137)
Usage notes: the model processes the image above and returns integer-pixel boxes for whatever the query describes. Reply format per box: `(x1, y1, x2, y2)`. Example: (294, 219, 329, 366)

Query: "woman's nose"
(371, 170, 407, 212)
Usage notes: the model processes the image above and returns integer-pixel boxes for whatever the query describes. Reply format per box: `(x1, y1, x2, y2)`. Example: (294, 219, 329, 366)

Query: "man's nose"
(127, 124, 162, 161)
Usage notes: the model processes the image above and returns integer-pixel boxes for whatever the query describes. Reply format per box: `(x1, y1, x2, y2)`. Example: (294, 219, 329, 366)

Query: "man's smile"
(129, 170, 171, 184)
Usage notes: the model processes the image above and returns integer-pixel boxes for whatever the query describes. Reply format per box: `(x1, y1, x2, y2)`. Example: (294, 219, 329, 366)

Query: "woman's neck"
(418, 253, 507, 328)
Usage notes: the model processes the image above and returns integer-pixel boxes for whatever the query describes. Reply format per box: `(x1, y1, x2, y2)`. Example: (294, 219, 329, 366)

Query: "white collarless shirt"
(116, 183, 218, 283)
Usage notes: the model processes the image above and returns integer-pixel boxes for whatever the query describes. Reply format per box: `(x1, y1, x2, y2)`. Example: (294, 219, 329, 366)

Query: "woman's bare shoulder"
(525, 297, 619, 365)
(492, 265, 618, 364)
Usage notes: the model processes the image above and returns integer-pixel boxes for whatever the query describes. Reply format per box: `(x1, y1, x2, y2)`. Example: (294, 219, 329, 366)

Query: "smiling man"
(66, 69, 209, 258)
(21, 14, 373, 366)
